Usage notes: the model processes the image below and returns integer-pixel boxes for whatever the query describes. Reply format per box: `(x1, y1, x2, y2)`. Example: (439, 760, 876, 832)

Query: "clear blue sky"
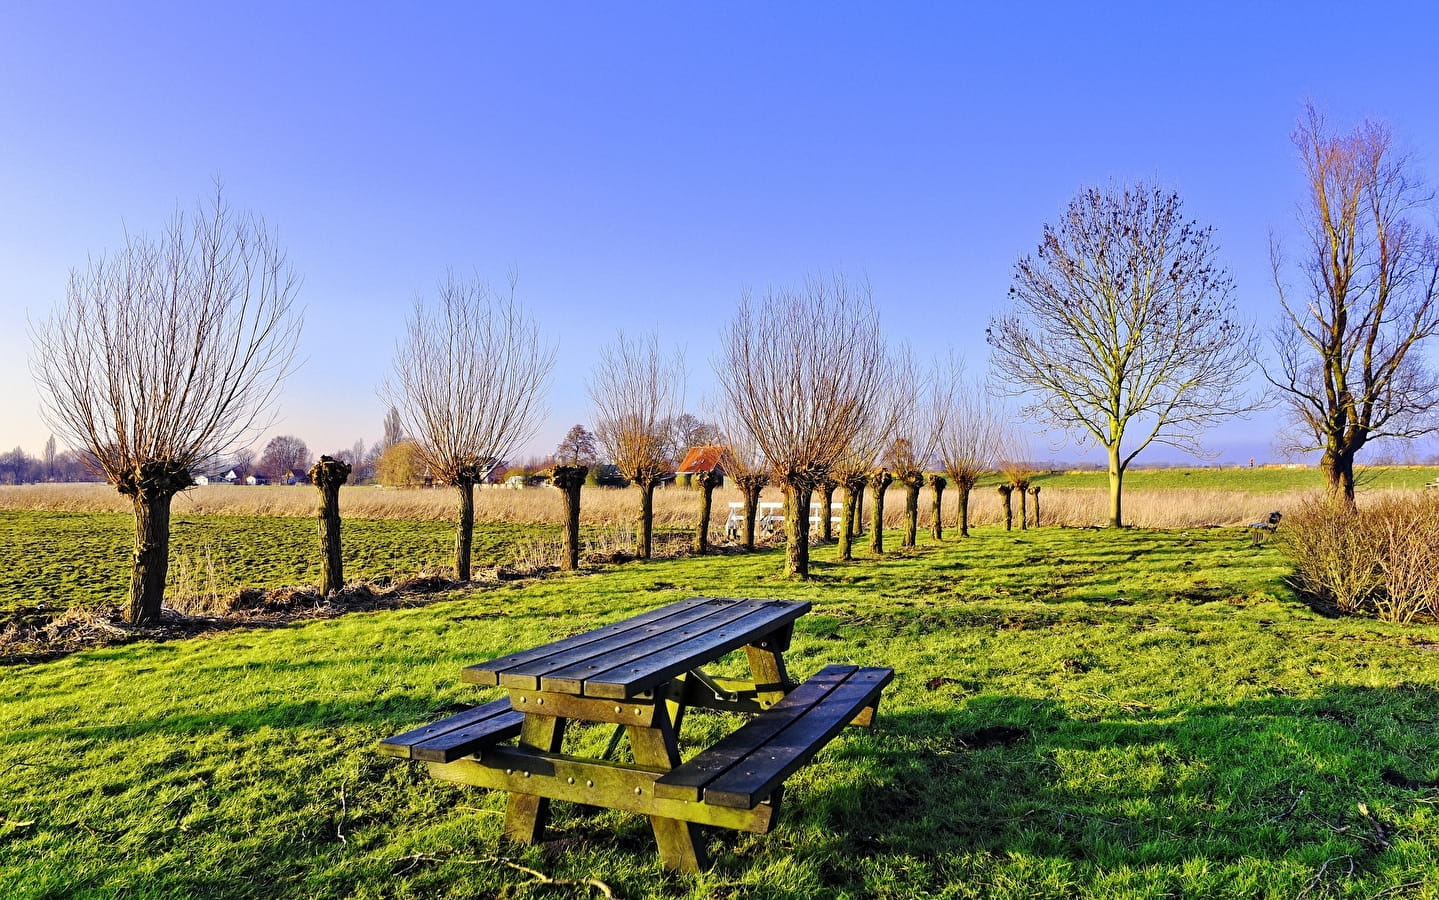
(4, 1, 1438, 467)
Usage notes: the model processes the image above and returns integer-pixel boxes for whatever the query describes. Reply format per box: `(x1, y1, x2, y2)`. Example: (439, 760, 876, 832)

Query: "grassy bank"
(3, 527, 1438, 898)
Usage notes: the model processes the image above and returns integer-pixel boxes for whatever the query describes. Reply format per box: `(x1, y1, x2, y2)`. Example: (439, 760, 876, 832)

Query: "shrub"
(1281, 493, 1439, 623)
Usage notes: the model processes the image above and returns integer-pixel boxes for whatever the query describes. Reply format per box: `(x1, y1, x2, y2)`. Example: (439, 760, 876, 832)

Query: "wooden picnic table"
(379, 596, 893, 871)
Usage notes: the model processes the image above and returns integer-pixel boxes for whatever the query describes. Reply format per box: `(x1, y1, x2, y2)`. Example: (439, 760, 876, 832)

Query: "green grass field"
(4, 525, 1439, 898)
(0, 510, 555, 613)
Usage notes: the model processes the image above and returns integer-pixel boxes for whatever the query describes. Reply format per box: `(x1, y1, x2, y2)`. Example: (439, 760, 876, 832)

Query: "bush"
(1281, 493, 1439, 623)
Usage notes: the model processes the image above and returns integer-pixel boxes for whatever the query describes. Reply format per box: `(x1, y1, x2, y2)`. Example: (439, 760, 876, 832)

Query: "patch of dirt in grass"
(0, 572, 486, 665)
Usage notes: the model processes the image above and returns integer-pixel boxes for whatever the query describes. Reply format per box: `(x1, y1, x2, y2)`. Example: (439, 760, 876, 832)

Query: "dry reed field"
(4, 480, 1428, 529)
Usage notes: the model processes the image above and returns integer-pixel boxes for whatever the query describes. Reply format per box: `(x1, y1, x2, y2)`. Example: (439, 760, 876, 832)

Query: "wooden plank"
(577, 601, 813, 699)
(426, 747, 777, 834)
(654, 666, 894, 808)
(653, 667, 855, 801)
(625, 704, 708, 872)
(700, 667, 893, 809)
(503, 713, 567, 844)
(534, 599, 776, 695)
(507, 690, 661, 727)
(377, 698, 523, 762)
(485, 598, 743, 691)
(460, 596, 716, 686)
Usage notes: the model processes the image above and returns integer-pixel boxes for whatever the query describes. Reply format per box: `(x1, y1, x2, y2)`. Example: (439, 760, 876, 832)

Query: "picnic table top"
(461, 596, 811, 699)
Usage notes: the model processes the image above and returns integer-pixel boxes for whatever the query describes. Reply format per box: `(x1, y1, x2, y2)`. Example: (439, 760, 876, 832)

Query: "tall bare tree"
(382, 273, 555, 580)
(716, 275, 886, 577)
(30, 189, 301, 623)
(989, 182, 1258, 527)
(1269, 106, 1439, 506)
(882, 349, 943, 549)
(589, 332, 684, 559)
(717, 417, 768, 550)
(935, 354, 1001, 537)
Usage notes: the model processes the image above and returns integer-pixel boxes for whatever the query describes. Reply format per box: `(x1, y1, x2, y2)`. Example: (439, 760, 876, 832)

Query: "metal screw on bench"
(309, 455, 352, 596)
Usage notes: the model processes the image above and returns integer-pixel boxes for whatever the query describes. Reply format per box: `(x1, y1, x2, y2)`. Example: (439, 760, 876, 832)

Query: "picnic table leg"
(503, 714, 568, 845)
(626, 706, 708, 872)
(745, 642, 793, 708)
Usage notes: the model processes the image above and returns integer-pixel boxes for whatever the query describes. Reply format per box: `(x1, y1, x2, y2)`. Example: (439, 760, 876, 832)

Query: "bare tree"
(555, 424, 599, 466)
(716, 275, 886, 577)
(382, 273, 555, 580)
(259, 434, 312, 483)
(829, 362, 905, 562)
(30, 189, 301, 623)
(1269, 106, 1439, 506)
(988, 182, 1258, 527)
(935, 354, 1002, 537)
(882, 349, 943, 549)
(717, 419, 768, 550)
(589, 332, 684, 559)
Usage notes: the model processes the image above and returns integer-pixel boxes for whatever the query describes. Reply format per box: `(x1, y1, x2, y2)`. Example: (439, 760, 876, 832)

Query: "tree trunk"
(694, 470, 720, 554)
(455, 478, 476, 579)
(838, 477, 863, 561)
(637, 481, 656, 559)
(1016, 483, 1029, 530)
(128, 491, 176, 623)
(999, 485, 1013, 531)
(1107, 444, 1124, 528)
(1321, 448, 1358, 511)
(868, 471, 892, 555)
(957, 479, 973, 537)
(120, 460, 192, 624)
(819, 479, 836, 541)
(900, 472, 922, 548)
(855, 482, 865, 534)
(783, 480, 813, 577)
(309, 455, 352, 595)
(1029, 486, 1041, 528)
(740, 480, 763, 549)
(928, 474, 946, 540)
(551, 465, 587, 570)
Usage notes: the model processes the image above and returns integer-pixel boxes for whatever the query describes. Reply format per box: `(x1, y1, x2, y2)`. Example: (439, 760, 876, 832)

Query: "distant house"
(222, 470, 239, 483)
(245, 474, 269, 486)
(675, 445, 727, 488)
(193, 474, 210, 486)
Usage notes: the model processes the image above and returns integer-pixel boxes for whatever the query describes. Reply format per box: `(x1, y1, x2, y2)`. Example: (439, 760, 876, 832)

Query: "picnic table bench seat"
(655, 664, 893, 809)
(378, 697, 523, 762)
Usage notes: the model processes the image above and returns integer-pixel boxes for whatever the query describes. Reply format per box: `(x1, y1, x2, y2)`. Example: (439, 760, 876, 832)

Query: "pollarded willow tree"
(882, 348, 944, 549)
(716, 275, 887, 577)
(31, 189, 302, 623)
(1269, 106, 1439, 507)
(382, 273, 555, 580)
(934, 353, 1002, 537)
(589, 332, 685, 560)
(988, 183, 1259, 528)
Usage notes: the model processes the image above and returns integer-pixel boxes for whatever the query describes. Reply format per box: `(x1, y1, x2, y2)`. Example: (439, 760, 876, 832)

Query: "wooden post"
(1015, 479, 1030, 530)
(309, 456, 352, 596)
(928, 474, 947, 540)
(998, 484, 1013, 531)
(551, 465, 587, 570)
(1029, 484, 1041, 528)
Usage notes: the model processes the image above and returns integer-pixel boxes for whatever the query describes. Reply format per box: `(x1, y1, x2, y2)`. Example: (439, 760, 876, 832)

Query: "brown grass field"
(3, 478, 1431, 529)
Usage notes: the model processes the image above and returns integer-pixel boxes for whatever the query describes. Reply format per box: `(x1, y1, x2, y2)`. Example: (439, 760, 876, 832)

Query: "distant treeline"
(0, 444, 104, 485)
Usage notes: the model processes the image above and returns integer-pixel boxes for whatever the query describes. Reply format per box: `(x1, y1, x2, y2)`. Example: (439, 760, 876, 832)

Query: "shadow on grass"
(792, 684, 1439, 889)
